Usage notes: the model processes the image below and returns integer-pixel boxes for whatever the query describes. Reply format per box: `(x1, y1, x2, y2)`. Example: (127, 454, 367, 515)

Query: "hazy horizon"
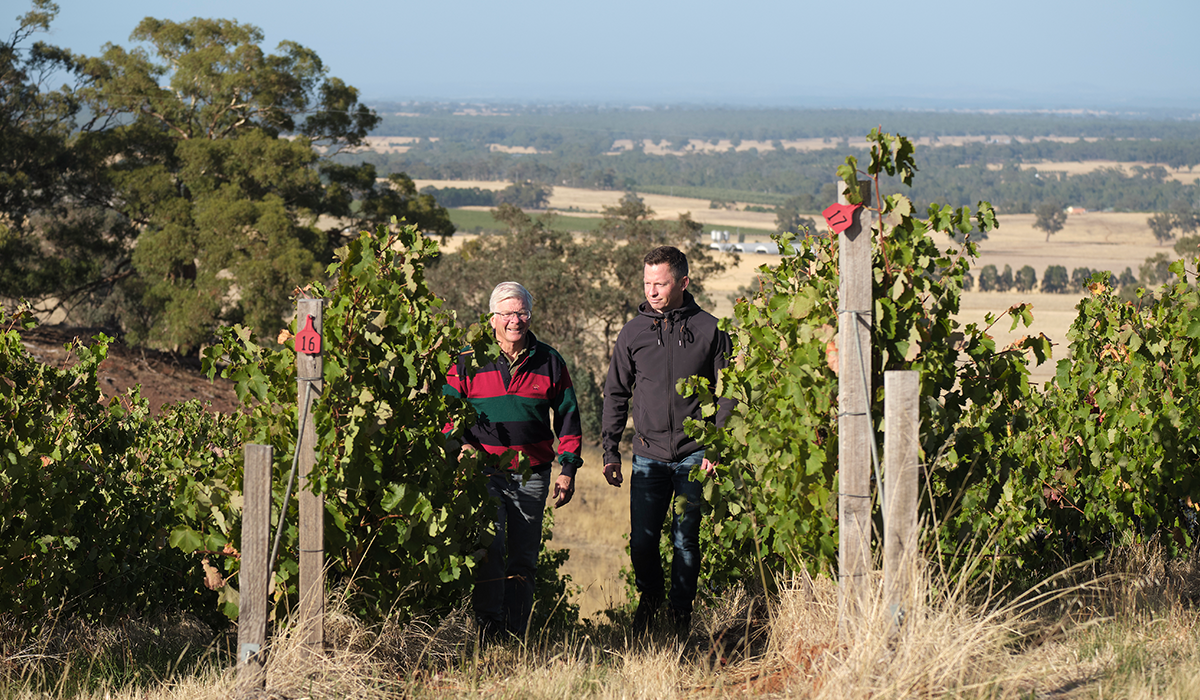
(23, 0, 1200, 114)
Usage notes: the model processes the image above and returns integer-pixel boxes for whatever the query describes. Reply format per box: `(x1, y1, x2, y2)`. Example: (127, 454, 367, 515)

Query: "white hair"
(488, 282, 533, 314)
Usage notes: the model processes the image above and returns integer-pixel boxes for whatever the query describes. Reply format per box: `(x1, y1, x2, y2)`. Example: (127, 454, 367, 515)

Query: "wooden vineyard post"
(883, 370, 920, 628)
(236, 444, 272, 691)
(834, 179, 874, 630)
(296, 298, 324, 653)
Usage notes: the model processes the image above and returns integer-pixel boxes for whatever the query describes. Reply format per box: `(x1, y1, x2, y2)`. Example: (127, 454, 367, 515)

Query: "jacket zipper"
(666, 316, 677, 461)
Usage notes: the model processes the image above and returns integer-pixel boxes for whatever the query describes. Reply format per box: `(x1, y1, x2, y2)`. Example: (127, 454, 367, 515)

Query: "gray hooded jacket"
(601, 291, 733, 466)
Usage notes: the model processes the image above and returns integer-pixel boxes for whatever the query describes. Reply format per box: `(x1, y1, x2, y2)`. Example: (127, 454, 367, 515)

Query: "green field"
(448, 209, 605, 233)
(450, 208, 775, 240)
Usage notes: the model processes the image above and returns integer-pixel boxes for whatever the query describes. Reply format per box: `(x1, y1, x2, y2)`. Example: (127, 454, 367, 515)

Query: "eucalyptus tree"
(73, 16, 456, 351)
(584, 193, 728, 359)
(1032, 202, 1067, 242)
(4, 9, 449, 351)
(1148, 212, 1175, 245)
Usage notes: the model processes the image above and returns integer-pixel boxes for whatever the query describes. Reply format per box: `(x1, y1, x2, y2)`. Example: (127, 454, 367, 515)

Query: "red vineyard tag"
(822, 202, 861, 234)
(296, 314, 322, 355)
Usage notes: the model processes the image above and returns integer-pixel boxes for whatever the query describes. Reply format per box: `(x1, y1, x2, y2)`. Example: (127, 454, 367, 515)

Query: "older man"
(601, 246, 733, 638)
(443, 281, 582, 641)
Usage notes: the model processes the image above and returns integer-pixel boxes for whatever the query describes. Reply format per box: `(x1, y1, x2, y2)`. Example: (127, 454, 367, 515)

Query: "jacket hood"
(637, 290, 701, 321)
(638, 291, 702, 348)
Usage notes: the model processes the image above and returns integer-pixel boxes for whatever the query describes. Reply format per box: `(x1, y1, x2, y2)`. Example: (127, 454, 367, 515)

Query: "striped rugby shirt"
(443, 332, 583, 476)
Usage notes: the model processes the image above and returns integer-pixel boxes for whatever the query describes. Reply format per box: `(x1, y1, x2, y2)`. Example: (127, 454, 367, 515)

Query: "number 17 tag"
(822, 202, 862, 234)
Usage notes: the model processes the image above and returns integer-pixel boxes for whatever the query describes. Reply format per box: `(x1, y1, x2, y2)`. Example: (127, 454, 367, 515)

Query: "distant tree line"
(971, 260, 1178, 298)
(420, 182, 552, 209)
(338, 141, 1198, 216)
(338, 106, 1200, 219)
(919, 138, 1200, 170)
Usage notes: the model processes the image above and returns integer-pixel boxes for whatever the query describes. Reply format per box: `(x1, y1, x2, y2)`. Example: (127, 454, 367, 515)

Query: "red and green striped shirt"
(443, 333, 583, 476)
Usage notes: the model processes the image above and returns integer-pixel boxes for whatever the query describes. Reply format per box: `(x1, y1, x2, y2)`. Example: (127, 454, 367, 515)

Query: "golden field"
(434, 188, 1175, 391)
(414, 179, 778, 231)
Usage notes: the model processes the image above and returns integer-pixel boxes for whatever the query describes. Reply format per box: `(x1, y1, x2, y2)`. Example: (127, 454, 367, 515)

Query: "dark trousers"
(474, 467, 550, 636)
(629, 450, 704, 615)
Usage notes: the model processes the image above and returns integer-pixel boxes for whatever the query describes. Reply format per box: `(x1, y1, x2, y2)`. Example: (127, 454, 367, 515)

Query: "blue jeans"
(475, 468, 550, 636)
(629, 451, 705, 616)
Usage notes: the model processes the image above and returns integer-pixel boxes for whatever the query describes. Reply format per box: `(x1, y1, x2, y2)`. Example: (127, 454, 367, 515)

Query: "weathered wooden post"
(832, 179, 874, 628)
(295, 298, 324, 653)
(883, 370, 920, 626)
(236, 444, 272, 691)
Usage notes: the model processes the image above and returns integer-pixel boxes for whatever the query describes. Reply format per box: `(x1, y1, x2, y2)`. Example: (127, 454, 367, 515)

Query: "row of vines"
(4, 130, 1199, 628)
(689, 129, 1200, 592)
(1, 224, 504, 626)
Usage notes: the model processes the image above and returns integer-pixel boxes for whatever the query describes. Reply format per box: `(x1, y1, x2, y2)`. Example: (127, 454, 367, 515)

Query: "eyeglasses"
(494, 311, 531, 321)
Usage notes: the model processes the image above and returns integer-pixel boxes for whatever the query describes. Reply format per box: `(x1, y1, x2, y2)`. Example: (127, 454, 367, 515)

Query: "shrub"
(1042, 265, 1069, 293)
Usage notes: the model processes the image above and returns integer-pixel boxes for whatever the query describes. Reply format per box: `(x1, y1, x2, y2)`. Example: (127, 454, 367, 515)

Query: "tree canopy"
(2, 6, 451, 352)
(1032, 202, 1067, 242)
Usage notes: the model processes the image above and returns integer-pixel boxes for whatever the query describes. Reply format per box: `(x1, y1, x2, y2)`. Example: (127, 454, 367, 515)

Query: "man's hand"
(701, 457, 719, 477)
(553, 474, 575, 508)
(603, 462, 623, 487)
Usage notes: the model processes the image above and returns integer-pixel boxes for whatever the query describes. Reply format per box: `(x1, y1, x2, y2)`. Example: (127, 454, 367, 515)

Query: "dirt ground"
(15, 325, 240, 416)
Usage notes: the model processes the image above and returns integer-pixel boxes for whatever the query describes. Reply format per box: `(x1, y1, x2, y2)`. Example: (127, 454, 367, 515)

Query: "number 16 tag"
(296, 314, 322, 355)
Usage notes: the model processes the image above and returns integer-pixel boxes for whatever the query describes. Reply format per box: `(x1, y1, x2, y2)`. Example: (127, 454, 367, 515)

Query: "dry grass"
(541, 186, 777, 231)
(551, 445, 631, 619)
(412, 179, 510, 191)
(974, 211, 1163, 274)
(10, 545, 1200, 698)
(0, 613, 229, 699)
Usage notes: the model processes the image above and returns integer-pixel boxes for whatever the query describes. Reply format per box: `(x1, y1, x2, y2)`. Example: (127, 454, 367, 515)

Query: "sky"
(20, 0, 1200, 112)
